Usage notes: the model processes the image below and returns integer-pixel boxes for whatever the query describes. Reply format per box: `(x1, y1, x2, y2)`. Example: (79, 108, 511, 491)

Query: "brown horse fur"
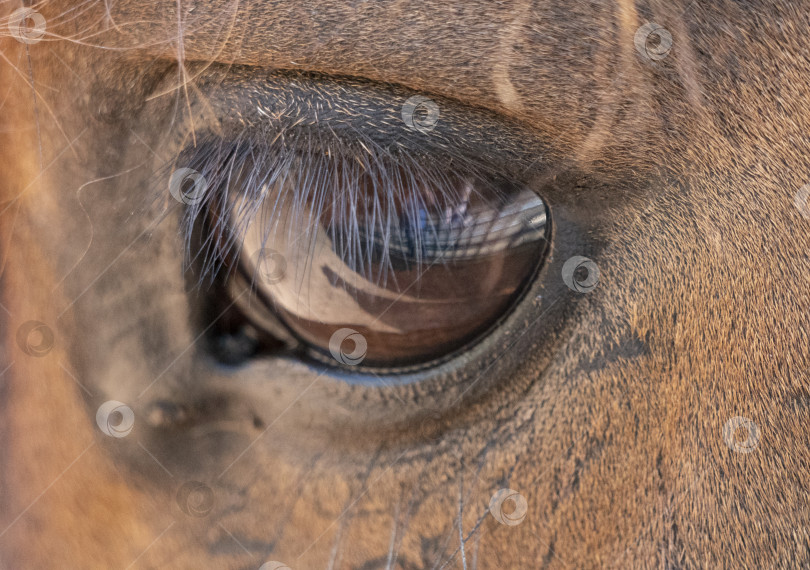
(1, 0, 809, 568)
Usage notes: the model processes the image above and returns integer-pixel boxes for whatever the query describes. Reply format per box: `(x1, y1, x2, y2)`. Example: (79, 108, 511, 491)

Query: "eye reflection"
(232, 159, 549, 369)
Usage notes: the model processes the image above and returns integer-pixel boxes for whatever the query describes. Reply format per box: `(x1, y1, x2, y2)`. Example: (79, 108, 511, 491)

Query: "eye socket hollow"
(223, 154, 550, 370)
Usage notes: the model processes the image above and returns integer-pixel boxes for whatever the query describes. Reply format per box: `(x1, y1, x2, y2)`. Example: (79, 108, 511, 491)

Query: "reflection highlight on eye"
(224, 155, 549, 369)
(170, 74, 555, 370)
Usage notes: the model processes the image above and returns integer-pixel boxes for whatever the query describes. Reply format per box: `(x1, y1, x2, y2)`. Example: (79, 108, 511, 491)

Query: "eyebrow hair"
(105, 0, 547, 106)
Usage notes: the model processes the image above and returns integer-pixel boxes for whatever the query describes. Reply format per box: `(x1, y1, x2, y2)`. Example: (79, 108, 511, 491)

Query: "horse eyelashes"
(165, 122, 549, 369)
(171, 127, 510, 284)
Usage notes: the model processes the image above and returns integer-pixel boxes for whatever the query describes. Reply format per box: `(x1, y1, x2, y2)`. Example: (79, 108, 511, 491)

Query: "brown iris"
(233, 161, 549, 369)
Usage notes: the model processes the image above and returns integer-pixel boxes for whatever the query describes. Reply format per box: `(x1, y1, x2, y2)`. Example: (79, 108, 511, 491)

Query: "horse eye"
(220, 156, 550, 370)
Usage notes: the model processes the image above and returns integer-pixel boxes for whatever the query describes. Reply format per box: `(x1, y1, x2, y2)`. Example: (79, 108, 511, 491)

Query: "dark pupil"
(238, 163, 549, 368)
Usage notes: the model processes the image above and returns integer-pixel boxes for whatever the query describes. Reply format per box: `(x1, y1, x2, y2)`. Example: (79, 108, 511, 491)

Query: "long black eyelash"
(163, 123, 508, 290)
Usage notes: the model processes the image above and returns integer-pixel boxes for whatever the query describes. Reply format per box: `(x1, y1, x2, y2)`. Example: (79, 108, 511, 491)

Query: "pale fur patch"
(576, 0, 640, 163)
(491, 3, 530, 113)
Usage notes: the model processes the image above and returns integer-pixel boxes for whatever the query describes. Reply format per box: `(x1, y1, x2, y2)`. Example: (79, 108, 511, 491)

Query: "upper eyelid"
(159, 72, 556, 284)
(173, 65, 555, 181)
(155, 65, 561, 285)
